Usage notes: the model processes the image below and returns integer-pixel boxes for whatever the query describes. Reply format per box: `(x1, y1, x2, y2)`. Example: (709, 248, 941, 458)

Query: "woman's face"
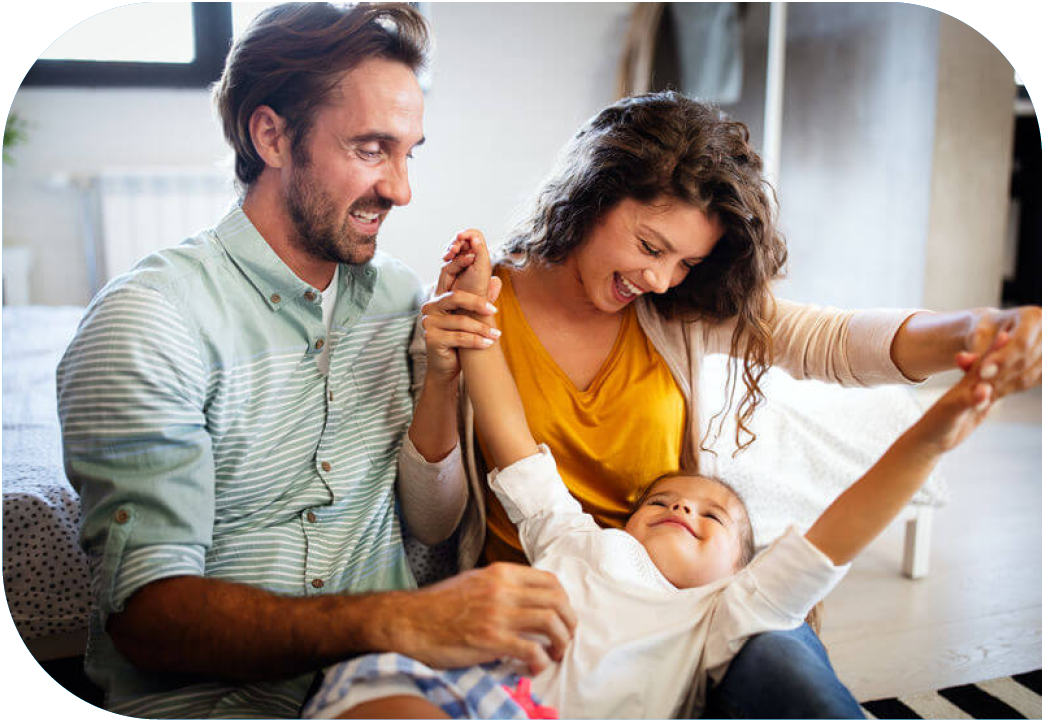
(566, 196, 724, 314)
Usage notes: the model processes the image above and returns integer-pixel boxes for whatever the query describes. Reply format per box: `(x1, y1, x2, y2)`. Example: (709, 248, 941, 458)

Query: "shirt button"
(114, 509, 130, 524)
(306, 511, 317, 523)
(270, 293, 281, 304)
(315, 338, 325, 350)
(312, 578, 325, 589)
(321, 461, 332, 472)
(328, 390, 334, 402)
(304, 291, 316, 302)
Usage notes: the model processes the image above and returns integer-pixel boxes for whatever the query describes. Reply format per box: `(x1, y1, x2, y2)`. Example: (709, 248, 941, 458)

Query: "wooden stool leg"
(902, 506, 934, 579)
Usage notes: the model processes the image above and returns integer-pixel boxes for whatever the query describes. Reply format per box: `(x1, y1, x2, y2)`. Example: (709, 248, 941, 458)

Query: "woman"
(404, 92, 1042, 718)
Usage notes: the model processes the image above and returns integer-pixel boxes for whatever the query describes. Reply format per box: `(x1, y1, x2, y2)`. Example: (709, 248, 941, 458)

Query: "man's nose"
(376, 158, 411, 207)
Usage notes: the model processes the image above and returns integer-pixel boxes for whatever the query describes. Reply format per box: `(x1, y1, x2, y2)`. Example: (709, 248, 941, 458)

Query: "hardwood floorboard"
(820, 386, 1042, 701)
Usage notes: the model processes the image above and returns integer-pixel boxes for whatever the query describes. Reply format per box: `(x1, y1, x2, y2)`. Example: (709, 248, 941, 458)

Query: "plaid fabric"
(304, 653, 536, 719)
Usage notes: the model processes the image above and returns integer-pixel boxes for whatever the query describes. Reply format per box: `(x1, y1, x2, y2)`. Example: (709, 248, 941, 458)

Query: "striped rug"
(862, 670, 1042, 719)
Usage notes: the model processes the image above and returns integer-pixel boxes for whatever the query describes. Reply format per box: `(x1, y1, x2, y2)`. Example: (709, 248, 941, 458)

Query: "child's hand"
(451, 229, 495, 298)
(915, 368, 994, 453)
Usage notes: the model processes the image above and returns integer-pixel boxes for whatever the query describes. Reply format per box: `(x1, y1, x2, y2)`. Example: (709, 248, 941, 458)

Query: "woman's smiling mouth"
(612, 273, 644, 303)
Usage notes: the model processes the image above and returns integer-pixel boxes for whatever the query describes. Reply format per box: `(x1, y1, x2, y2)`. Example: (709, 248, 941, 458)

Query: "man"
(57, 4, 573, 718)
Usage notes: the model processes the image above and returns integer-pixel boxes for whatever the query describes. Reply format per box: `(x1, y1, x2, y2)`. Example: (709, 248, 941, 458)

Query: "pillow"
(697, 354, 948, 549)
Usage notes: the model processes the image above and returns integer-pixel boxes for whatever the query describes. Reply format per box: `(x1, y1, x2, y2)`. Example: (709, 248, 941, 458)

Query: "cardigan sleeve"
(703, 298, 919, 387)
(395, 297, 469, 546)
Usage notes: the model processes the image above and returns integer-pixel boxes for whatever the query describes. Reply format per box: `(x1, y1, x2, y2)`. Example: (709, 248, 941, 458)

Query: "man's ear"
(249, 105, 290, 170)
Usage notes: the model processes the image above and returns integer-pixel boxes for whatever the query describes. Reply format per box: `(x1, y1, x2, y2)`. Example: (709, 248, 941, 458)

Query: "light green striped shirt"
(57, 207, 426, 718)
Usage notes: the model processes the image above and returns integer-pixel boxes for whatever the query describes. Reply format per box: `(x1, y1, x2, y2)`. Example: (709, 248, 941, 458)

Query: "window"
(22, 3, 234, 88)
(21, 2, 430, 90)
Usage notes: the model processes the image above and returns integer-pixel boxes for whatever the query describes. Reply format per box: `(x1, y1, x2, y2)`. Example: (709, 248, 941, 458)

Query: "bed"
(2, 305, 947, 665)
(3, 306, 93, 660)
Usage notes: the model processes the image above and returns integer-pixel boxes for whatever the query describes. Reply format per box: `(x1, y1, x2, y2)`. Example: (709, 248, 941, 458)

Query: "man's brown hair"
(212, 2, 429, 192)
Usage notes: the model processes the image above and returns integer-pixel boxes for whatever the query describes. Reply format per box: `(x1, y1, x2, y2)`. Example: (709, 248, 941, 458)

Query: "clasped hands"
(410, 230, 573, 676)
(955, 306, 1042, 410)
(420, 230, 503, 383)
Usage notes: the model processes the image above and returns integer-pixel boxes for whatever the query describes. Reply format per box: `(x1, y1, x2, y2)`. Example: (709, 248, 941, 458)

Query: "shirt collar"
(213, 205, 377, 313)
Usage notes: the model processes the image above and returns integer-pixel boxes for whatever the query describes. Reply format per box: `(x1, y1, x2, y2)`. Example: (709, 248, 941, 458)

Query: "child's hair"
(632, 470, 756, 569)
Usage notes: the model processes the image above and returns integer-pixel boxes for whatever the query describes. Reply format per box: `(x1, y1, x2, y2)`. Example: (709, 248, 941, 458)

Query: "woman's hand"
(955, 306, 1042, 400)
(420, 230, 504, 385)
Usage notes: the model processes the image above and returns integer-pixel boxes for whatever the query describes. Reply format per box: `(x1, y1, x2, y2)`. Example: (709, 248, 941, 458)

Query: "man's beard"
(285, 161, 391, 266)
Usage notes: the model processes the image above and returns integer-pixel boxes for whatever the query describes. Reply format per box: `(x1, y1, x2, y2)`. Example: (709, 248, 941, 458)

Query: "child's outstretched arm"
(805, 368, 995, 566)
(453, 230, 540, 470)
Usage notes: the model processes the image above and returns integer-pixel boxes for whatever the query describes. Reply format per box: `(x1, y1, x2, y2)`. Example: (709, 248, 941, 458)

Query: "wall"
(2, 2, 631, 306)
(1, 2, 1021, 312)
(923, 12, 1017, 311)
(772, 3, 942, 309)
(761, 3, 1015, 311)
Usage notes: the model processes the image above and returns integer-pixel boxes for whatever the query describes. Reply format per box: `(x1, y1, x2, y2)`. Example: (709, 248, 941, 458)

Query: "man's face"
(284, 57, 424, 265)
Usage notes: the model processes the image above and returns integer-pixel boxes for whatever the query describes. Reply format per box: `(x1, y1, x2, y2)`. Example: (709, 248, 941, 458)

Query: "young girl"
(305, 231, 1002, 720)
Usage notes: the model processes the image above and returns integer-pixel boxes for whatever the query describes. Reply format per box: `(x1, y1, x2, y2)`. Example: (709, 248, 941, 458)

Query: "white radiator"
(71, 169, 238, 293)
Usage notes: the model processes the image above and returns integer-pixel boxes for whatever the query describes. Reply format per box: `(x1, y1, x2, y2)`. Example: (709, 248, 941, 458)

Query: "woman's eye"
(704, 513, 722, 525)
(639, 239, 662, 257)
(649, 500, 666, 507)
(683, 259, 701, 270)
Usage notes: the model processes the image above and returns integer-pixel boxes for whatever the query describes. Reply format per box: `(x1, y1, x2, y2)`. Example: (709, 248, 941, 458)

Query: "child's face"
(624, 475, 747, 589)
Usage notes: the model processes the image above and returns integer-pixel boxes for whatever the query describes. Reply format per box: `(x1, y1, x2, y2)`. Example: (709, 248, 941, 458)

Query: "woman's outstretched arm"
(890, 306, 1041, 391)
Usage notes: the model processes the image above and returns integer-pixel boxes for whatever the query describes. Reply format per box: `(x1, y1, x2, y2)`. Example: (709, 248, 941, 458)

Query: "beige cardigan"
(398, 295, 917, 571)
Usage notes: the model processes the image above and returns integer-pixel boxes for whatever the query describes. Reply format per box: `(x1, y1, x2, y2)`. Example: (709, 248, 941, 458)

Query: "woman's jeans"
(700, 624, 865, 719)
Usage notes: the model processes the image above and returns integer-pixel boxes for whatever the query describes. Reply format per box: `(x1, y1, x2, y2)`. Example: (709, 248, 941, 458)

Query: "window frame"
(21, 3, 233, 89)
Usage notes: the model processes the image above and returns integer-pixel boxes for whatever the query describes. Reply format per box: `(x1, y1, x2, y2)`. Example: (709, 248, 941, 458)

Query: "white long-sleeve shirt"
(490, 446, 850, 719)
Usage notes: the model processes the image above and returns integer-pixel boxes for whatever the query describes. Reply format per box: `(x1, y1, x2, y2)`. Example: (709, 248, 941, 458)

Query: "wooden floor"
(821, 384, 1042, 702)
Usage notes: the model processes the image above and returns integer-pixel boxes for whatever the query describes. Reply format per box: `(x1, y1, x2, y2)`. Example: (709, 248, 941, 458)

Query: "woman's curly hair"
(502, 91, 788, 452)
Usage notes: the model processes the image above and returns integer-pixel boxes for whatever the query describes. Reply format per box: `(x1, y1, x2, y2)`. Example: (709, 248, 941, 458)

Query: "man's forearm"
(108, 575, 408, 682)
(110, 564, 579, 683)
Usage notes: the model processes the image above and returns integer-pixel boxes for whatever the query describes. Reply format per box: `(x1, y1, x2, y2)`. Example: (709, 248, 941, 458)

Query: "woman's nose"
(642, 267, 670, 294)
(671, 503, 691, 514)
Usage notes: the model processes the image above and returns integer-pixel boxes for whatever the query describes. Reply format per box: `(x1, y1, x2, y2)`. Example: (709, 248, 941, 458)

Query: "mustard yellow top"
(480, 267, 687, 565)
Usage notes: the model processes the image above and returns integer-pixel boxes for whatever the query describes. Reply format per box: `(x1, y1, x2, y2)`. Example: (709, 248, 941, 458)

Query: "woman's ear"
(248, 105, 290, 170)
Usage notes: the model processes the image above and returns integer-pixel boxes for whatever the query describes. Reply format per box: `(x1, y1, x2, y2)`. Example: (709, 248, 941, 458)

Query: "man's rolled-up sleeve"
(57, 283, 214, 623)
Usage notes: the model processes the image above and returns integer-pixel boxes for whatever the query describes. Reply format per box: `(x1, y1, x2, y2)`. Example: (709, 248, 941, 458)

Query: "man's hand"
(106, 566, 575, 683)
(420, 230, 503, 385)
(386, 563, 577, 676)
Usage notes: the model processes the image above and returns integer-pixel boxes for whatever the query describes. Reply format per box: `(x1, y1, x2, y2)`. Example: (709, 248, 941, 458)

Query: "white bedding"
(2, 306, 91, 642)
(699, 354, 947, 549)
